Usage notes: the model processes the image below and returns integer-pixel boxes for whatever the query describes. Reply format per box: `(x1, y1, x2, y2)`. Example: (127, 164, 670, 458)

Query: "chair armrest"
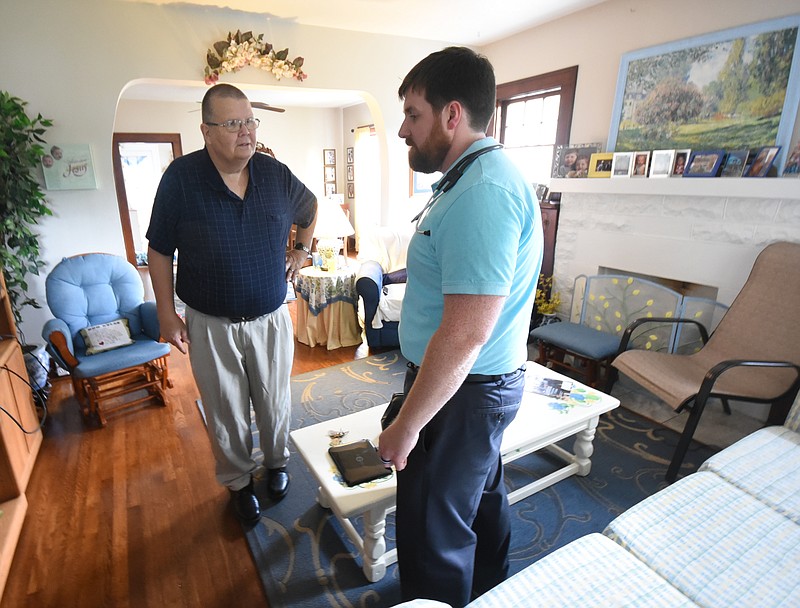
(356, 260, 386, 326)
(618, 317, 710, 354)
(699, 359, 800, 403)
(356, 260, 386, 291)
(139, 301, 161, 341)
(42, 318, 79, 370)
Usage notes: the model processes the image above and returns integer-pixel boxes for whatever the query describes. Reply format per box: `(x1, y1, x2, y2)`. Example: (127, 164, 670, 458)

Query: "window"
(493, 66, 578, 187)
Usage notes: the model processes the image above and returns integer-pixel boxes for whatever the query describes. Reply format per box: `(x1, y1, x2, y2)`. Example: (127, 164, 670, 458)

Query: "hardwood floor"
(1, 300, 374, 608)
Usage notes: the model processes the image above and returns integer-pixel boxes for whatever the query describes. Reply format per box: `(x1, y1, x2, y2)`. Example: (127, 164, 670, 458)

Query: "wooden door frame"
(112, 133, 183, 266)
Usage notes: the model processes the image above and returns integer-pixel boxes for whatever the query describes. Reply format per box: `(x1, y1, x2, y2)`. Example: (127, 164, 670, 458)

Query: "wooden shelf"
(0, 272, 41, 602)
(0, 495, 27, 598)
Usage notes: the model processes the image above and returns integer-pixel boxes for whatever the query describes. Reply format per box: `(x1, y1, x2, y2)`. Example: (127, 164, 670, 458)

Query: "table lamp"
(314, 196, 355, 271)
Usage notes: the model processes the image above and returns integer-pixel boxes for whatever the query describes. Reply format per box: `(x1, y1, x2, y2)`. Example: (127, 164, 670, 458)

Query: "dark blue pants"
(396, 367, 524, 607)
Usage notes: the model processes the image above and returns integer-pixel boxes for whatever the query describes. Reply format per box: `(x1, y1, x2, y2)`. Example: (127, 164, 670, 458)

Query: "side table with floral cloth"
(295, 265, 362, 349)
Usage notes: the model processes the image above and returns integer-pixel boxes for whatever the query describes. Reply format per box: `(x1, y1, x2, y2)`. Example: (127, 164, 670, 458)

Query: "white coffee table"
(289, 361, 620, 582)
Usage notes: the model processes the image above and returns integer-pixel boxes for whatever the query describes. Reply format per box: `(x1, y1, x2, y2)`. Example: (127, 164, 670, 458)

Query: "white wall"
(0, 0, 445, 339)
(3, 0, 799, 341)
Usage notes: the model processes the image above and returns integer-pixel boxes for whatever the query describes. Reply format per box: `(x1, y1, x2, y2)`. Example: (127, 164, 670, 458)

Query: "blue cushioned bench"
(529, 274, 727, 389)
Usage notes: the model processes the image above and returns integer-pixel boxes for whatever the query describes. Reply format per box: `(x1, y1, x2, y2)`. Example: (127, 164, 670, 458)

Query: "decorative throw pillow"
(79, 319, 135, 355)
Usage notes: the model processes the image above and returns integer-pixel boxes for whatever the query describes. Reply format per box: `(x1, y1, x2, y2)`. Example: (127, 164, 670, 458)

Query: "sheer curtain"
(353, 125, 380, 251)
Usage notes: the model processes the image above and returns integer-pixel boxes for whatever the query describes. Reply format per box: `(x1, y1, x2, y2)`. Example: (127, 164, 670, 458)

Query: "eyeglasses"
(205, 117, 260, 133)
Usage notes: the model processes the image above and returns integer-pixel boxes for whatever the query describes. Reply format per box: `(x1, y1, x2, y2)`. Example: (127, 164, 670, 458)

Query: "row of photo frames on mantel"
(553, 142, 800, 180)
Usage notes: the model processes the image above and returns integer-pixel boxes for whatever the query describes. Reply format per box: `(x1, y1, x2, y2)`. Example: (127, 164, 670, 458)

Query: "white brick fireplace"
(549, 177, 800, 316)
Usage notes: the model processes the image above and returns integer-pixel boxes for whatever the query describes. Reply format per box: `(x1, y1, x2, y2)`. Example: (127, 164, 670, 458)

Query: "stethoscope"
(411, 144, 503, 236)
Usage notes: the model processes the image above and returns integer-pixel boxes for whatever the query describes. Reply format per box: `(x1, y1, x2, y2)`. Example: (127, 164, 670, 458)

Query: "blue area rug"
(238, 351, 717, 608)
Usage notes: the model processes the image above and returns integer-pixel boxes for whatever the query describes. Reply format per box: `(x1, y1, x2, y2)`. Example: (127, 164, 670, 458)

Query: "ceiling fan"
(251, 101, 285, 113)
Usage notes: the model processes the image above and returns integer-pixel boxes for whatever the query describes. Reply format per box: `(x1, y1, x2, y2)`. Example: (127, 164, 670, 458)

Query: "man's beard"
(408, 119, 449, 174)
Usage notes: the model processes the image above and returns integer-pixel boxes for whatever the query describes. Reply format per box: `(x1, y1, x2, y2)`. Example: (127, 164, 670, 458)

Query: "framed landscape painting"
(607, 15, 800, 171)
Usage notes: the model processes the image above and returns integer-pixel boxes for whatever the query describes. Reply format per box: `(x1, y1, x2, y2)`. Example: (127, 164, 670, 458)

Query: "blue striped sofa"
(395, 392, 800, 607)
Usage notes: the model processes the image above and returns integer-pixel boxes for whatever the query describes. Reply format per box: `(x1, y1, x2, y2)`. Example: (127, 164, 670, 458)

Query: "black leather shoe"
(230, 480, 261, 525)
(267, 467, 290, 500)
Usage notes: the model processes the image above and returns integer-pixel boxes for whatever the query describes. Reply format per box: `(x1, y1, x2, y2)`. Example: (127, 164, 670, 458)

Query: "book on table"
(328, 439, 392, 486)
(526, 376, 573, 399)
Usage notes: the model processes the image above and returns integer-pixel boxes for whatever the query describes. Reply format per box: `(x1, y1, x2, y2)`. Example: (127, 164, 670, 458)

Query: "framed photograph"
(323, 149, 336, 166)
(325, 182, 336, 197)
(346, 182, 354, 199)
(588, 152, 613, 178)
(324, 166, 336, 182)
(631, 151, 651, 177)
(346, 147, 354, 164)
(720, 149, 749, 177)
(409, 169, 441, 196)
(551, 142, 603, 178)
(671, 149, 691, 176)
(783, 141, 800, 177)
(41, 144, 98, 190)
(684, 150, 725, 177)
(611, 152, 633, 177)
(744, 146, 781, 177)
(346, 164, 354, 182)
(649, 149, 676, 178)
(607, 15, 800, 171)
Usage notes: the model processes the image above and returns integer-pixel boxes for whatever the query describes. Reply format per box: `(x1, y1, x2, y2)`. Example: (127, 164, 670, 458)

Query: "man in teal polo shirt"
(378, 47, 543, 606)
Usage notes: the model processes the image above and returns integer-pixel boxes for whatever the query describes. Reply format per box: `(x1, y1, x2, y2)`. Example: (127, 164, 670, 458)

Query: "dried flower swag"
(204, 30, 307, 84)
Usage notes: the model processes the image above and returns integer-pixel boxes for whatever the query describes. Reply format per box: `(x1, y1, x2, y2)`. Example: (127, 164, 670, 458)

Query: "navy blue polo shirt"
(146, 148, 317, 317)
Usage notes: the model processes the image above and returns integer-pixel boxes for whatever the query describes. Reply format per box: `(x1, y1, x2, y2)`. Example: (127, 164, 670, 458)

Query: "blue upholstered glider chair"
(42, 253, 172, 426)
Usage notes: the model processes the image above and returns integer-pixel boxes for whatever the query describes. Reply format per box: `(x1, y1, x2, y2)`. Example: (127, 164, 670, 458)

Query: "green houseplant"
(0, 91, 53, 329)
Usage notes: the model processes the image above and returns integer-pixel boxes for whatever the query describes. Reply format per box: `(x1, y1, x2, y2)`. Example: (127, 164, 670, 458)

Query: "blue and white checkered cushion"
(604, 472, 800, 607)
(466, 533, 694, 608)
(699, 426, 800, 522)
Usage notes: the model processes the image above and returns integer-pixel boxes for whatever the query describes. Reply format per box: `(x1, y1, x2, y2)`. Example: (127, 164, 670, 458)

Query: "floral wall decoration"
(204, 29, 307, 84)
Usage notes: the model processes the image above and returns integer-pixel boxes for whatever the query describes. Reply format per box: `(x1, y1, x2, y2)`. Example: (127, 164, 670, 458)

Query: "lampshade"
(314, 197, 355, 240)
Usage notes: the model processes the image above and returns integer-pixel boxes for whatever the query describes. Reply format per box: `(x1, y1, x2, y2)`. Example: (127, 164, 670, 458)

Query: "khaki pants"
(186, 305, 294, 491)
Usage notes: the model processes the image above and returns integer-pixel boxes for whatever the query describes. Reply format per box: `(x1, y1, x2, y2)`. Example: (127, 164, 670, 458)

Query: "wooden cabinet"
(0, 273, 42, 598)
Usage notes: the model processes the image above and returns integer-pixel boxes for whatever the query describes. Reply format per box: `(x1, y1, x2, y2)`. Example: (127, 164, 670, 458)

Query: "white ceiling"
(127, 0, 608, 46)
(121, 0, 608, 109)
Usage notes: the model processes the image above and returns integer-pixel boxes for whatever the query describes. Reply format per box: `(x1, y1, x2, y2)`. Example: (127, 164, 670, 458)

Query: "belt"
(407, 362, 525, 383)
(228, 315, 262, 323)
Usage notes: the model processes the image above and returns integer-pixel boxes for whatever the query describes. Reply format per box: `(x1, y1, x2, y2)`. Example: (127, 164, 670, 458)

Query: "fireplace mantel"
(547, 175, 799, 314)
(551, 177, 798, 200)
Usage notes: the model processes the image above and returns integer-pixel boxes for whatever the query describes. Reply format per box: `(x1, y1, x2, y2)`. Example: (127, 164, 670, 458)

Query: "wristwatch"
(293, 242, 311, 254)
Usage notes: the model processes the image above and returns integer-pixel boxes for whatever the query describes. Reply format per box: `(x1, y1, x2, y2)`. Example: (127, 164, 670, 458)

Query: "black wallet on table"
(328, 439, 392, 487)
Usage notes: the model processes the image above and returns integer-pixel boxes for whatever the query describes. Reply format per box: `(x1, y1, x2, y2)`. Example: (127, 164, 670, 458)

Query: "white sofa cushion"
(372, 283, 406, 329)
(357, 225, 413, 273)
(466, 533, 694, 607)
(604, 472, 800, 608)
(699, 425, 800, 522)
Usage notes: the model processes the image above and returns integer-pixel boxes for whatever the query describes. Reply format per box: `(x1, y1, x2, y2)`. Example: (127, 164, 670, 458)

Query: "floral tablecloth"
(294, 265, 362, 349)
(295, 265, 359, 316)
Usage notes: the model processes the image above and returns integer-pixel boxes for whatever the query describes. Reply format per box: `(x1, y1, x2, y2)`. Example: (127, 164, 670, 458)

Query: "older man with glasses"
(147, 83, 317, 526)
